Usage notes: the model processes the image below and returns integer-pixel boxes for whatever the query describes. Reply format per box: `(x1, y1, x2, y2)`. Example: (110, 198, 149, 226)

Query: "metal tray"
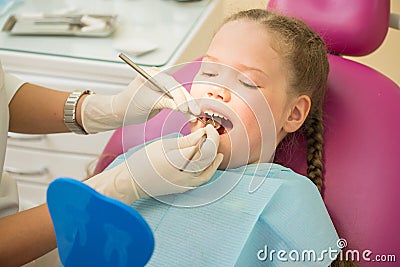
(2, 14, 118, 37)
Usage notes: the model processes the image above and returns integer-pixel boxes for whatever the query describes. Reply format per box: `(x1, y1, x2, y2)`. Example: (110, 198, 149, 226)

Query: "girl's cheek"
(189, 82, 204, 98)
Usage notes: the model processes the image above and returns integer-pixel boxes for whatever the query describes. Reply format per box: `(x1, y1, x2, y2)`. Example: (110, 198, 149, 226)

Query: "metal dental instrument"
(210, 114, 216, 128)
(118, 53, 207, 125)
(179, 134, 207, 172)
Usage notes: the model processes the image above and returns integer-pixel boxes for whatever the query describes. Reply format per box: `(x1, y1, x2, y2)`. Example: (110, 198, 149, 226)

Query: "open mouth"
(200, 110, 233, 135)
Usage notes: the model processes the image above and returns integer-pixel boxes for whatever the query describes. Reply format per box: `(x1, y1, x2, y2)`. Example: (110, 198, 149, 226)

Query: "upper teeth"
(204, 110, 227, 120)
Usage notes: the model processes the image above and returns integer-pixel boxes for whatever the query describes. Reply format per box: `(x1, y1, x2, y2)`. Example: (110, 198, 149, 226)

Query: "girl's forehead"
(211, 21, 279, 55)
(207, 21, 284, 79)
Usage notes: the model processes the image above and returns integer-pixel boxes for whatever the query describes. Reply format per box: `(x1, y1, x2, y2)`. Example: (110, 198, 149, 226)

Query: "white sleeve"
(2, 67, 26, 105)
(0, 62, 25, 217)
(0, 172, 19, 218)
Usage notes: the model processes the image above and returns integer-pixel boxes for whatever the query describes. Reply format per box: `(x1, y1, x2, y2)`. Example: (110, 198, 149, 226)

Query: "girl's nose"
(206, 85, 231, 102)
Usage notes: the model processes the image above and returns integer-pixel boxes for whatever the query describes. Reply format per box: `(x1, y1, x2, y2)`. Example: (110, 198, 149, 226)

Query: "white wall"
(222, 0, 269, 16)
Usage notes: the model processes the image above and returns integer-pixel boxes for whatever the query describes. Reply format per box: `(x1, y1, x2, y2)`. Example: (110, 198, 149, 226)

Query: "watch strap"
(64, 90, 93, 135)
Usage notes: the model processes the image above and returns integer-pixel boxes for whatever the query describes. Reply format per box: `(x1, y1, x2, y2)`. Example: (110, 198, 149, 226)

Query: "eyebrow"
(203, 54, 269, 79)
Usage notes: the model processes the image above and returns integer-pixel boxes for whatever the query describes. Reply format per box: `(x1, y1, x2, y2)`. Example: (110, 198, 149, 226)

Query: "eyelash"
(240, 80, 260, 89)
(201, 72, 218, 77)
(201, 72, 261, 89)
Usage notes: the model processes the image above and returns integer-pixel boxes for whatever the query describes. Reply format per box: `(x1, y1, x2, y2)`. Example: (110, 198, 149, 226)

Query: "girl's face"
(190, 20, 292, 169)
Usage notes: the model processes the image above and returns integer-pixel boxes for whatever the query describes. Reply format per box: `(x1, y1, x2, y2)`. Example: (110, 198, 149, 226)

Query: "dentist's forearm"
(0, 204, 56, 267)
(8, 83, 86, 134)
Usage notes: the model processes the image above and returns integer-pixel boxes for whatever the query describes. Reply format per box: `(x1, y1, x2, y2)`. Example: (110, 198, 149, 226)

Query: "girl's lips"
(192, 98, 237, 135)
(198, 109, 233, 135)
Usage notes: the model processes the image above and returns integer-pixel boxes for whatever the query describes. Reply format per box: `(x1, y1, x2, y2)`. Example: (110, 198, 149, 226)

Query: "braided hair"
(225, 9, 328, 193)
(225, 9, 357, 267)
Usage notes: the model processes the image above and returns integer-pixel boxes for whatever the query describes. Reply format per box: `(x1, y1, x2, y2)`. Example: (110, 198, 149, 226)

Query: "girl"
(105, 9, 349, 266)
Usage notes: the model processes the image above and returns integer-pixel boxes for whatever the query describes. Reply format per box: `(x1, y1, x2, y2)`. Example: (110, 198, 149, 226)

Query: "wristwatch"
(64, 89, 94, 135)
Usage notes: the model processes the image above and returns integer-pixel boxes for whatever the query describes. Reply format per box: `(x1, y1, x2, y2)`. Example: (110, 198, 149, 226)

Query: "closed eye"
(240, 80, 261, 89)
(201, 72, 218, 77)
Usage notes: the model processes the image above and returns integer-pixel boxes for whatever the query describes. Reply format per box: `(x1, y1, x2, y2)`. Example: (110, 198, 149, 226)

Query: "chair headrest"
(267, 0, 391, 56)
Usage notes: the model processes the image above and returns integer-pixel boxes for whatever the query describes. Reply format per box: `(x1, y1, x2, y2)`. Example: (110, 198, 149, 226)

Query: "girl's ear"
(284, 95, 311, 133)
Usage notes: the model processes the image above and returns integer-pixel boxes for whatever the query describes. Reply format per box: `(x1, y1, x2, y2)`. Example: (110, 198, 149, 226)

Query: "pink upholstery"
(268, 0, 391, 56)
(269, 0, 399, 266)
(94, 1, 400, 265)
(275, 55, 400, 266)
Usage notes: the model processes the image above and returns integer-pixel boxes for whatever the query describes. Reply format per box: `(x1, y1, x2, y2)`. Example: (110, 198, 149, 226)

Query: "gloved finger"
(183, 154, 213, 173)
(200, 124, 220, 153)
(165, 135, 215, 173)
(181, 124, 218, 159)
(168, 85, 190, 113)
(128, 73, 147, 87)
(157, 72, 191, 113)
(150, 71, 190, 113)
(155, 96, 178, 111)
(166, 145, 203, 171)
(144, 69, 199, 116)
(180, 88, 201, 116)
(186, 142, 217, 172)
(181, 125, 219, 172)
(152, 93, 200, 120)
(191, 153, 224, 183)
(177, 126, 206, 149)
(141, 67, 177, 98)
(126, 72, 161, 106)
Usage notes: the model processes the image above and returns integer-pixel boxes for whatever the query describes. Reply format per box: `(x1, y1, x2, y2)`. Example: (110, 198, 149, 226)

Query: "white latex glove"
(81, 68, 200, 134)
(84, 125, 223, 205)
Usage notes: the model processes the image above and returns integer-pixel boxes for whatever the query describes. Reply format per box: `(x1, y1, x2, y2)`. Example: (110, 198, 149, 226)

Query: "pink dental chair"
(268, 0, 399, 266)
(94, 0, 400, 266)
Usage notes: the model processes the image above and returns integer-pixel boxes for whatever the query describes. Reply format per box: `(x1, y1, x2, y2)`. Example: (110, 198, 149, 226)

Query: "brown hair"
(224, 9, 355, 267)
(225, 9, 327, 192)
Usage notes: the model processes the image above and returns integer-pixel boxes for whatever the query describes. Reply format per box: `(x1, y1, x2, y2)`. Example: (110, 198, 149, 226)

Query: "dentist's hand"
(81, 68, 200, 134)
(84, 125, 223, 205)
